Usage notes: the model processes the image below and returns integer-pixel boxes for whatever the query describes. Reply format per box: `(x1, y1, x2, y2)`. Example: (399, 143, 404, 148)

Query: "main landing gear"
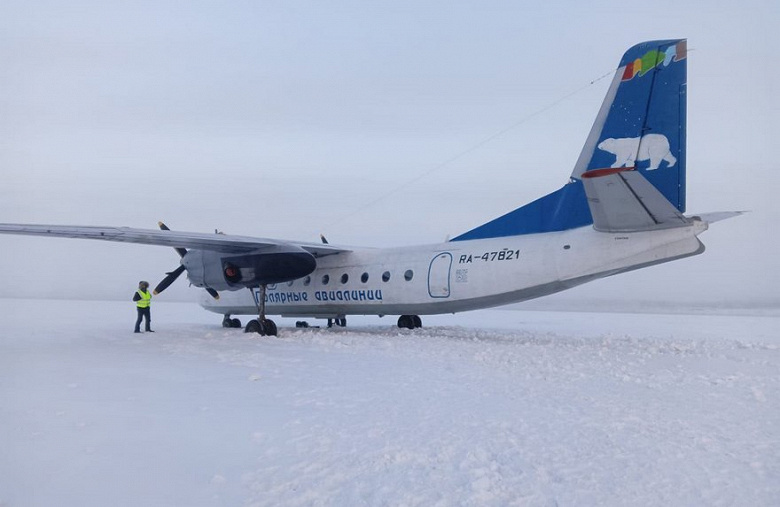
(327, 316, 347, 328)
(245, 318, 277, 335)
(244, 284, 278, 336)
(397, 315, 422, 329)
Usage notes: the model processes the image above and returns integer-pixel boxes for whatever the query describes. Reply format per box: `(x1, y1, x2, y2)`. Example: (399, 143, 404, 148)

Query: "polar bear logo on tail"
(597, 133, 676, 171)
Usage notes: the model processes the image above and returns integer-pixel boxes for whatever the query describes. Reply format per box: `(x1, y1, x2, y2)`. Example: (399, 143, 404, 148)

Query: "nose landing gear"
(222, 315, 242, 328)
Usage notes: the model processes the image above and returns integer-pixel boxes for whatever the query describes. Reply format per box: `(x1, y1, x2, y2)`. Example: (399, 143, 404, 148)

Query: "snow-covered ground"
(1, 299, 778, 507)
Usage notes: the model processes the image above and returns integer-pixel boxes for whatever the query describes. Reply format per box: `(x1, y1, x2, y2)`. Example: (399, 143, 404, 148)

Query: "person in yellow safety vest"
(133, 281, 154, 333)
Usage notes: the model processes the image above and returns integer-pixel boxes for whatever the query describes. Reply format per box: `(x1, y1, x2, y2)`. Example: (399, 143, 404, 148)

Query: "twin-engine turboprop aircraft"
(0, 40, 740, 335)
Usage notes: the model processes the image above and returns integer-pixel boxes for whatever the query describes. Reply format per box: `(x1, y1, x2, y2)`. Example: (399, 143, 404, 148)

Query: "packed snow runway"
(1, 299, 778, 506)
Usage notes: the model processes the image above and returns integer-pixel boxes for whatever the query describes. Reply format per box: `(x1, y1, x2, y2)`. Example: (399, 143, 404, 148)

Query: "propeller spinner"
(153, 222, 219, 299)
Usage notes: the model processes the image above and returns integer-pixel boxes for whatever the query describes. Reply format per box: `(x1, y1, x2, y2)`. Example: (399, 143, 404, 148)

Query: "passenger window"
(322, 274, 330, 285)
(382, 271, 391, 282)
(303, 276, 311, 286)
(361, 272, 369, 283)
(341, 273, 349, 284)
(404, 270, 414, 281)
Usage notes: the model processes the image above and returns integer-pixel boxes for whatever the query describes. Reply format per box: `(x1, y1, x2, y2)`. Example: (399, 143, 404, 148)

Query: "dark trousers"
(135, 307, 151, 332)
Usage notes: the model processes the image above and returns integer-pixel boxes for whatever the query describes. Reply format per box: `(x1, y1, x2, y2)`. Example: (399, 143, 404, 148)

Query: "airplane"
(0, 39, 741, 336)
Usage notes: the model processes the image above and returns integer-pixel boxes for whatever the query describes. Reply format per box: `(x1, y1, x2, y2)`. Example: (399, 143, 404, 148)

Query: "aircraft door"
(428, 252, 452, 298)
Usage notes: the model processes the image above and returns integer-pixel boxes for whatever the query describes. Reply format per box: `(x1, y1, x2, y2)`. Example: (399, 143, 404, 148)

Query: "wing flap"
(0, 224, 351, 256)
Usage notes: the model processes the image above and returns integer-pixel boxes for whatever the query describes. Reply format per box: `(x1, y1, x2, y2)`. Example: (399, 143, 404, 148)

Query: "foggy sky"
(1, 0, 778, 307)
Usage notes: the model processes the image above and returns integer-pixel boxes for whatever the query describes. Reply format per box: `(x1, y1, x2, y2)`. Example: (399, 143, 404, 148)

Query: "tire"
(397, 315, 414, 329)
(261, 319, 277, 336)
(244, 319, 261, 334)
(412, 315, 422, 328)
(222, 316, 232, 328)
(231, 318, 242, 328)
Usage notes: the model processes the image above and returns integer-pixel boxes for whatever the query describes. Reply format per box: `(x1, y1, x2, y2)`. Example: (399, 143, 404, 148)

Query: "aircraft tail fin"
(452, 39, 687, 241)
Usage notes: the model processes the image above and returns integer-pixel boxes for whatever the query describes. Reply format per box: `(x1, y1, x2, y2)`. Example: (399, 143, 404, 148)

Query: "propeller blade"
(158, 222, 188, 258)
(157, 221, 218, 300)
(153, 265, 186, 295)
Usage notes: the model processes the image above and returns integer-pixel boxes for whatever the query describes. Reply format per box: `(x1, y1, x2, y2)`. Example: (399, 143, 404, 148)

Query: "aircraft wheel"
(295, 321, 310, 328)
(245, 319, 262, 334)
(222, 316, 233, 328)
(412, 315, 422, 328)
(261, 319, 277, 336)
(337, 317, 347, 327)
(397, 315, 414, 329)
(231, 318, 242, 328)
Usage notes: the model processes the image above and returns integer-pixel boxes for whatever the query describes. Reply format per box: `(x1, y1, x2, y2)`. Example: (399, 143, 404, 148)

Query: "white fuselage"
(200, 221, 707, 318)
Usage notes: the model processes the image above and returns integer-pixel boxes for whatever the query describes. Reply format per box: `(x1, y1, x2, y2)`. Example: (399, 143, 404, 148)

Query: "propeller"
(158, 222, 187, 258)
(153, 265, 186, 295)
(153, 222, 219, 299)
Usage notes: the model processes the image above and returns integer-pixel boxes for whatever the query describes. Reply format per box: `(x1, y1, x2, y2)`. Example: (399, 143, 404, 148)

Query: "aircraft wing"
(0, 223, 350, 257)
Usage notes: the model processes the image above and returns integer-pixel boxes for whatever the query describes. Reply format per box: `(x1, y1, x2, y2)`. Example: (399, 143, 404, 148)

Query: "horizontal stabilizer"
(688, 211, 746, 224)
(581, 168, 689, 232)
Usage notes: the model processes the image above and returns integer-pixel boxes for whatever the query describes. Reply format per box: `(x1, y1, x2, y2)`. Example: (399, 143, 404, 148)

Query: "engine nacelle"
(181, 245, 316, 291)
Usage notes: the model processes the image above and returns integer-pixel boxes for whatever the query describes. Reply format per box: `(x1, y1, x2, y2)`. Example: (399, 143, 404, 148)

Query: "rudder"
(573, 39, 687, 209)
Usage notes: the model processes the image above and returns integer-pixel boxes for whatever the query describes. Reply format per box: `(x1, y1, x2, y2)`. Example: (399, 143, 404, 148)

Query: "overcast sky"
(1, 0, 778, 307)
